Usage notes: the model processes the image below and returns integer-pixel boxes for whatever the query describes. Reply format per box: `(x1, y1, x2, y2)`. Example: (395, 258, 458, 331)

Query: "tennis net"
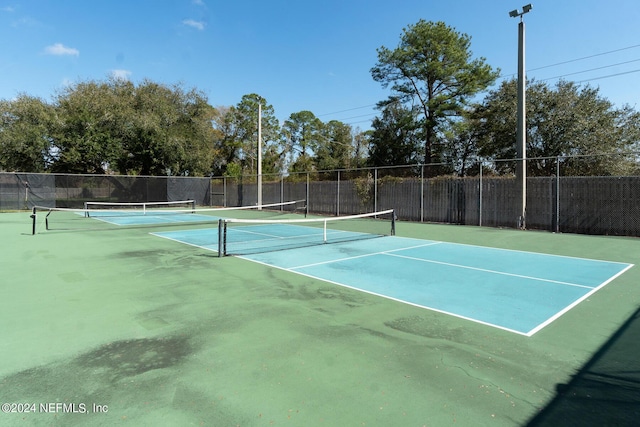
(83, 200, 196, 217)
(218, 209, 396, 256)
(31, 200, 307, 234)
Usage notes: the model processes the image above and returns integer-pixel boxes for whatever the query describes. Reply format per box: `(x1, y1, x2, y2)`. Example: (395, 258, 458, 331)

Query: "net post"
(83, 202, 89, 217)
(223, 220, 228, 256)
(217, 219, 223, 257)
(323, 219, 327, 243)
(391, 210, 396, 236)
(45, 209, 52, 231)
(30, 207, 37, 235)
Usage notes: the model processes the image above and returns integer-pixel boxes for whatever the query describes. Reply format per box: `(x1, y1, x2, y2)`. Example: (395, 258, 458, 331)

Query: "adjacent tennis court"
(153, 224, 632, 336)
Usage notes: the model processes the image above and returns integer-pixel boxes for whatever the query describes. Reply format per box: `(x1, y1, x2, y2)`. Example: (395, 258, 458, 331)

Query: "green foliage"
(288, 153, 315, 174)
(46, 78, 215, 176)
(0, 95, 56, 172)
(353, 172, 375, 208)
(210, 94, 284, 176)
(224, 161, 242, 178)
(315, 120, 354, 171)
(368, 102, 421, 167)
(371, 20, 500, 164)
(440, 117, 482, 176)
(52, 79, 131, 174)
(477, 79, 640, 176)
(282, 110, 324, 161)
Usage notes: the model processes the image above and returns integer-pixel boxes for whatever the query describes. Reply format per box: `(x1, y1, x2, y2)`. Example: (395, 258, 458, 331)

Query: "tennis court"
(153, 225, 632, 336)
(2, 204, 639, 426)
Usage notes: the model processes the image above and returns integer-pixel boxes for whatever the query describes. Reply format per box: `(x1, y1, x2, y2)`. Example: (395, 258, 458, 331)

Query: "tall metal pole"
(516, 18, 527, 228)
(510, 4, 532, 229)
(257, 103, 262, 209)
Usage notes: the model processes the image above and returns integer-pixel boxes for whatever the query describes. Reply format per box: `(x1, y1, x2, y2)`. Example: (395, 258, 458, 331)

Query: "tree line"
(1, 20, 639, 178)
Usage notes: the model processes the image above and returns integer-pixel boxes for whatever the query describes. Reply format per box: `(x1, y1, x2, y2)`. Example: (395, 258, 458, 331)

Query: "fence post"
(556, 157, 560, 233)
(337, 170, 340, 216)
(479, 161, 483, 227)
(374, 168, 378, 213)
(420, 164, 424, 222)
(306, 173, 310, 213)
(280, 175, 284, 210)
(223, 176, 227, 207)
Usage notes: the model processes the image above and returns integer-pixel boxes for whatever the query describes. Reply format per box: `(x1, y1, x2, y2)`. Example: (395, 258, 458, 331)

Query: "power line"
(320, 45, 640, 126)
(529, 44, 640, 72)
(500, 43, 640, 78)
(539, 58, 640, 82)
(575, 68, 640, 84)
(316, 103, 377, 117)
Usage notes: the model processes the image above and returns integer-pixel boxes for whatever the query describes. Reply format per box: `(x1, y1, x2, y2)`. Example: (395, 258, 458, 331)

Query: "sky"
(1, 0, 639, 128)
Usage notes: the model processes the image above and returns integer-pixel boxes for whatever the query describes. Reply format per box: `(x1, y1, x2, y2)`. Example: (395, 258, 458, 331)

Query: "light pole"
(509, 3, 532, 229)
(257, 103, 262, 210)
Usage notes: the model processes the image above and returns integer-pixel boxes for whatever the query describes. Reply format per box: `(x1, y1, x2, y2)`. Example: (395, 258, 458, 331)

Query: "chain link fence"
(211, 153, 640, 237)
(2, 153, 639, 237)
(0, 173, 211, 209)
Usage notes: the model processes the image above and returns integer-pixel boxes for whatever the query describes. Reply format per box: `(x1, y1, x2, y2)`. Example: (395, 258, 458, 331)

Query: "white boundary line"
(151, 230, 219, 253)
(240, 254, 531, 336)
(149, 231, 634, 337)
(526, 263, 635, 335)
(290, 242, 442, 270)
(416, 236, 632, 266)
(384, 252, 594, 289)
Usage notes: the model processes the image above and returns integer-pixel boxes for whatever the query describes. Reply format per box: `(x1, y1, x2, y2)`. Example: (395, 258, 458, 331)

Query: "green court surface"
(1, 210, 639, 426)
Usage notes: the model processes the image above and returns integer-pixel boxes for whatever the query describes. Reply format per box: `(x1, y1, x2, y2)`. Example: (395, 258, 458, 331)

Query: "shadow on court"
(527, 307, 640, 427)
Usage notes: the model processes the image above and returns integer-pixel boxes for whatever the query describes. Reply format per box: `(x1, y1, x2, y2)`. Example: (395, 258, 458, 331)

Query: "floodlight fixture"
(509, 4, 533, 19)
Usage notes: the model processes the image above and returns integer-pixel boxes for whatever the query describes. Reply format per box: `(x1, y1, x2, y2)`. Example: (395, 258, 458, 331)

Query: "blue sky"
(1, 0, 639, 128)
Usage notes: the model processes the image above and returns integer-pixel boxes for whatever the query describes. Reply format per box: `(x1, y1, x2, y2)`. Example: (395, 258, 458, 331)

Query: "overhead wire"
(500, 43, 640, 83)
(529, 43, 640, 73)
(319, 44, 640, 126)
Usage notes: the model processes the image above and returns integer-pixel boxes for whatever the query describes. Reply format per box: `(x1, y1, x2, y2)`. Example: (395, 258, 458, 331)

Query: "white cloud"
(44, 43, 79, 56)
(182, 19, 205, 30)
(192, 0, 206, 6)
(110, 69, 132, 80)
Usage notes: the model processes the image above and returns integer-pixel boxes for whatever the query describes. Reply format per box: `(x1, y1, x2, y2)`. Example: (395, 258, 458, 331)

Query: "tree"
(235, 94, 283, 175)
(210, 105, 242, 176)
(50, 78, 216, 176)
(352, 127, 370, 169)
(0, 95, 56, 172)
(282, 110, 324, 173)
(476, 79, 640, 176)
(52, 80, 128, 174)
(315, 120, 353, 171)
(368, 101, 421, 168)
(107, 79, 214, 176)
(371, 20, 499, 166)
(441, 117, 482, 176)
(211, 94, 284, 177)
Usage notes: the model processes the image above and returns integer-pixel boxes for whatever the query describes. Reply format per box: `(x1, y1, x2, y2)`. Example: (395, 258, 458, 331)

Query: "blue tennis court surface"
(152, 227, 633, 336)
(87, 212, 216, 226)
